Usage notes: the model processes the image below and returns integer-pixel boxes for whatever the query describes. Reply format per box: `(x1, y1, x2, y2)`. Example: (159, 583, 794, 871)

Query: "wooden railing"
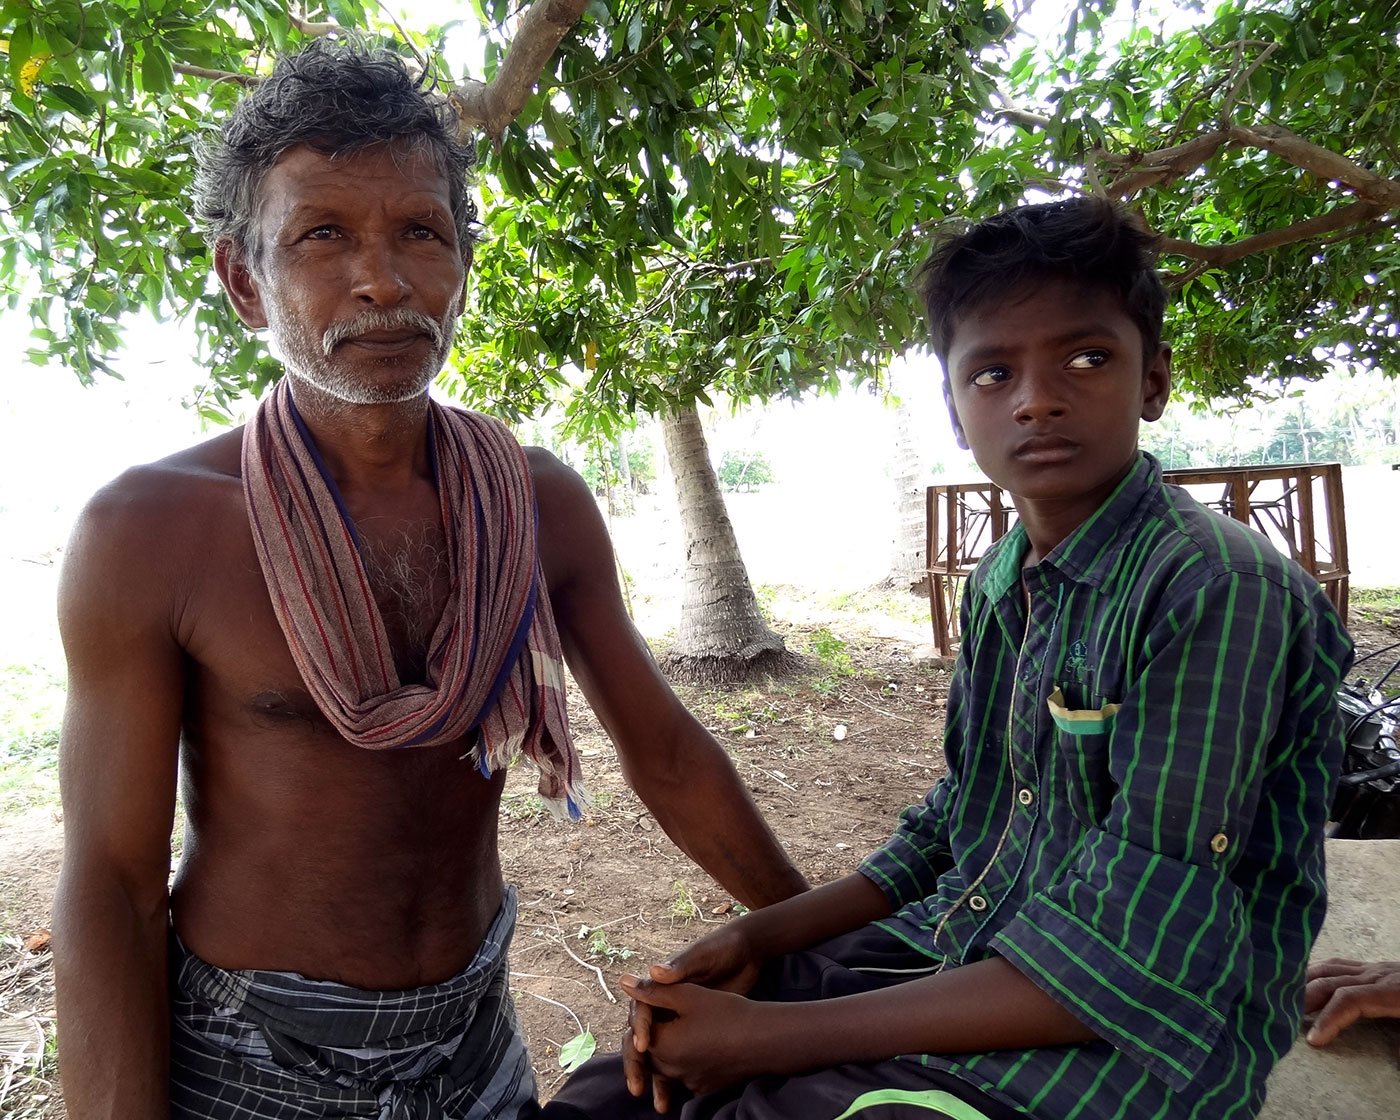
(925, 463, 1349, 656)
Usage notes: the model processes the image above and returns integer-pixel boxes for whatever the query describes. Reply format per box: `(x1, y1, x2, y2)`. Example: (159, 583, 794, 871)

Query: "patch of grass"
(0, 663, 66, 818)
(578, 924, 636, 965)
(822, 585, 931, 627)
(1352, 586, 1400, 613)
(669, 879, 701, 922)
(796, 627, 854, 696)
(500, 790, 549, 824)
(710, 690, 780, 735)
(806, 627, 854, 675)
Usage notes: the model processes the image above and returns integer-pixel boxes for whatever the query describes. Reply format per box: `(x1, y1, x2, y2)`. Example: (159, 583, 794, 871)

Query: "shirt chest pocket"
(1048, 686, 1120, 825)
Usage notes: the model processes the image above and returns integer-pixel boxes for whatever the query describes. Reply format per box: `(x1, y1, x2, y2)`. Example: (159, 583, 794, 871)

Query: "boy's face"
(942, 283, 1170, 522)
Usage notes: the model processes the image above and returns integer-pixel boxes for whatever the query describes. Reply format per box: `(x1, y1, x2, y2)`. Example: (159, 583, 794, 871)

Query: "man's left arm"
(991, 568, 1351, 1091)
(529, 448, 808, 908)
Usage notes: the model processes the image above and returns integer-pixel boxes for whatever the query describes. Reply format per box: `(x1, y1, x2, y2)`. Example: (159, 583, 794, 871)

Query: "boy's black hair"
(194, 39, 478, 267)
(918, 197, 1167, 368)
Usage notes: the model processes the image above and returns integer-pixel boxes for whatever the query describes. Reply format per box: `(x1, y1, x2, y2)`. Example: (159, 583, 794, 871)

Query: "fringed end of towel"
(543, 785, 592, 822)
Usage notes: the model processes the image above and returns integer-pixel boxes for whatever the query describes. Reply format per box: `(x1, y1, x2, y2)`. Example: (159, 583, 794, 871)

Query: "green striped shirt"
(860, 453, 1353, 1120)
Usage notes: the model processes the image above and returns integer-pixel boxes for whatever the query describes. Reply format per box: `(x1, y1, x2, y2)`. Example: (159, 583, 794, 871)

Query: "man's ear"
(1140, 344, 1172, 423)
(214, 240, 269, 330)
(942, 372, 970, 451)
(446, 243, 473, 321)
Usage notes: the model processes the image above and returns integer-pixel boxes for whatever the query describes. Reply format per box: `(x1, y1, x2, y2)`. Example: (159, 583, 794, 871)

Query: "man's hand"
(623, 922, 763, 1111)
(622, 978, 779, 1099)
(1305, 958, 1400, 1053)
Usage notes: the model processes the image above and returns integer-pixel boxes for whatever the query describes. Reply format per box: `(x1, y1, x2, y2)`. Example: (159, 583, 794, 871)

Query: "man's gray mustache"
(322, 309, 443, 355)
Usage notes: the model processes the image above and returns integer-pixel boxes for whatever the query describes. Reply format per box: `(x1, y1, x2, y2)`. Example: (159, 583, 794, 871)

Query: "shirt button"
(1017, 788, 1034, 806)
(1210, 833, 1229, 854)
(968, 894, 988, 912)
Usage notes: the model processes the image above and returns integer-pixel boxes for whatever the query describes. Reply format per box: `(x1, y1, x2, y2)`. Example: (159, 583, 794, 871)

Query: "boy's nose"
(1013, 372, 1068, 423)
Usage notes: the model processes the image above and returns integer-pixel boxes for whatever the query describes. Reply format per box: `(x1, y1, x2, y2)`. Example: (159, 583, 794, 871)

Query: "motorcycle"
(1328, 640, 1400, 840)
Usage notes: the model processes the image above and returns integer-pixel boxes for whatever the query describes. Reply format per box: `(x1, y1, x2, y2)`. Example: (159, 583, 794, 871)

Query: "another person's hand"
(1305, 958, 1400, 1052)
(623, 922, 764, 1111)
(622, 978, 779, 1098)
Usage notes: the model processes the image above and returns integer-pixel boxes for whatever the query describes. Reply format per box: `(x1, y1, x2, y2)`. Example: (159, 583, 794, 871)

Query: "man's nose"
(1013, 370, 1068, 423)
(350, 242, 411, 305)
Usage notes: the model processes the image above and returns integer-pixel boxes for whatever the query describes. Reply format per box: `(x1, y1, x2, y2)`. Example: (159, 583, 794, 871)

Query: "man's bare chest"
(179, 499, 453, 726)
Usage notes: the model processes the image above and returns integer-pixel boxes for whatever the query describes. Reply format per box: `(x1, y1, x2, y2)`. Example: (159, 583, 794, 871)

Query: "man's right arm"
(53, 476, 184, 1120)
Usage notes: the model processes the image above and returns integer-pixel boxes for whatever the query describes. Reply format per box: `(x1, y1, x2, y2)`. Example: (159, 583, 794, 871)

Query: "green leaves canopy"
(2, 0, 1397, 427)
(451, 0, 1012, 433)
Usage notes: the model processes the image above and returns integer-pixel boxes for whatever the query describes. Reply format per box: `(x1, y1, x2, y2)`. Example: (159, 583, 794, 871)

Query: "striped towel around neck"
(241, 378, 585, 817)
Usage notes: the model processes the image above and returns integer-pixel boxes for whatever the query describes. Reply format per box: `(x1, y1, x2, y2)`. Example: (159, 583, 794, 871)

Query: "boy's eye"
(970, 365, 1011, 387)
(1067, 349, 1109, 369)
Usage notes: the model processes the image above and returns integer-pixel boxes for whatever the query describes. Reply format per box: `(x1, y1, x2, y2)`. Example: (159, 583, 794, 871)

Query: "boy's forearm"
(738, 872, 893, 961)
(762, 955, 1098, 1072)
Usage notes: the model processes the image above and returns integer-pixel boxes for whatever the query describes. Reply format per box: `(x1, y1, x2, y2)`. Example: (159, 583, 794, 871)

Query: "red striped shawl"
(241, 379, 585, 816)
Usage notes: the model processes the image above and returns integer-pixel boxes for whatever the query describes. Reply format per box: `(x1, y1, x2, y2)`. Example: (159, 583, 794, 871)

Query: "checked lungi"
(170, 887, 537, 1119)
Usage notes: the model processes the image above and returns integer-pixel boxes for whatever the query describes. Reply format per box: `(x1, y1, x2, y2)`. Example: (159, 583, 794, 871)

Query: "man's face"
(943, 283, 1170, 524)
(222, 142, 468, 405)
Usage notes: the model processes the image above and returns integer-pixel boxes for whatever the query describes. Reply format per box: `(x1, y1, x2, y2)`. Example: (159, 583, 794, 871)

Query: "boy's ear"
(214, 240, 269, 330)
(941, 373, 970, 451)
(1140, 345, 1172, 423)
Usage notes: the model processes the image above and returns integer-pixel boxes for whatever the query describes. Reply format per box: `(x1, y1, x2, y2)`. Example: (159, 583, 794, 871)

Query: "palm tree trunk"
(659, 404, 795, 683)
(885, 391, 930, 595)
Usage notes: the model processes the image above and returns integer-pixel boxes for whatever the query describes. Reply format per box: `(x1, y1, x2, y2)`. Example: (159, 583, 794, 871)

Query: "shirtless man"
(52, 42, 805, 1119)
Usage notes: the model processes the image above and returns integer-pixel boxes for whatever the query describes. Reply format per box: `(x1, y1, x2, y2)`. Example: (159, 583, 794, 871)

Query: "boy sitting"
(543, 197, 1353, 1120)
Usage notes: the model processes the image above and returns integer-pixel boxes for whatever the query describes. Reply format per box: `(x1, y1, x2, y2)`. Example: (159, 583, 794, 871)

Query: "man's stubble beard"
(268, 305, 458, 406)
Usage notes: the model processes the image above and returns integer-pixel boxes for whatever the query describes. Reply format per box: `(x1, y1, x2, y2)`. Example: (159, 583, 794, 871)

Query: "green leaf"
(138, 43, 175, 94)
(44, 83, 98, 115)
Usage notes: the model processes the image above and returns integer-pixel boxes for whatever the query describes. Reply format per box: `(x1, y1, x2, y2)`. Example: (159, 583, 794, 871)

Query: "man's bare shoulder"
(85, 427, 243, 514)
(524, 445, 594, 517)
(64, 428, 247, 589)
(523, 446, 614, 592)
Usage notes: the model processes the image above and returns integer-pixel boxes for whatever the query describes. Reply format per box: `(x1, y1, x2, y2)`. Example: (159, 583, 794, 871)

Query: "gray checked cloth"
(170, 886, 537, 1119)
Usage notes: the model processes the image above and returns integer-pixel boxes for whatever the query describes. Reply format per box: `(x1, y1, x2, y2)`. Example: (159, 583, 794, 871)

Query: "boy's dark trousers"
(542, 925, 1023, 1120)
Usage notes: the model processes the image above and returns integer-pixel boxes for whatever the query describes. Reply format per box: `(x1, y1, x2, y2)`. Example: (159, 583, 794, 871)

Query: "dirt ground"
(2, 598, 1397, 1116)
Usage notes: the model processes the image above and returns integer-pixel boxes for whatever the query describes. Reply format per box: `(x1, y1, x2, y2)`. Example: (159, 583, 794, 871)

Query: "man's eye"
(303, 225, 338, 240)
(1068, 349, 1109, 369)
(970, 366, 1011, 387)
(409, 225, 443, 241)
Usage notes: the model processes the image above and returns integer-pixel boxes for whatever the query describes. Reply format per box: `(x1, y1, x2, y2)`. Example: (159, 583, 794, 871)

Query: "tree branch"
(449, 0, 590, 144)
(992, 107, 1050, 131)
(289, 13, 340, 38)
(1227, 124, 1400, 208)
(1103, 130, 1232, 198)
(1218, 40, 1278, 119)
(173, 63, 261, 88)
(1158, 198, 1387, 269)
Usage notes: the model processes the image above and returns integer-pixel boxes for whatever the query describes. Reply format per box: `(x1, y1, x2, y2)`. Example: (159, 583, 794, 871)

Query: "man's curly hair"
(194, 40, 478, 265)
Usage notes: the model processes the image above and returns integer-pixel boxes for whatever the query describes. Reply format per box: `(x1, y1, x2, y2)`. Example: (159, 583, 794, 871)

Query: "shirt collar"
(979, 452, 1161, 601)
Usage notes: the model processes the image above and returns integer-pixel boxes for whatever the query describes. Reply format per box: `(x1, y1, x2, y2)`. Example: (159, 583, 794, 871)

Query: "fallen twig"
(516, 989, 584, 1033)
(840, 690, 919, 725)
(558, 938, 617, 1004)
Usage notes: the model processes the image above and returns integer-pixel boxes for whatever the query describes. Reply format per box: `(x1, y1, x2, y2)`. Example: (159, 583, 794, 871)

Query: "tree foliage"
(992, 0, 1400, 400)
(1, 1, 369, 413)
(2, 0, 1398, 422)
(717, 448, 774, 491)
(447, 0, 1012, 433)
